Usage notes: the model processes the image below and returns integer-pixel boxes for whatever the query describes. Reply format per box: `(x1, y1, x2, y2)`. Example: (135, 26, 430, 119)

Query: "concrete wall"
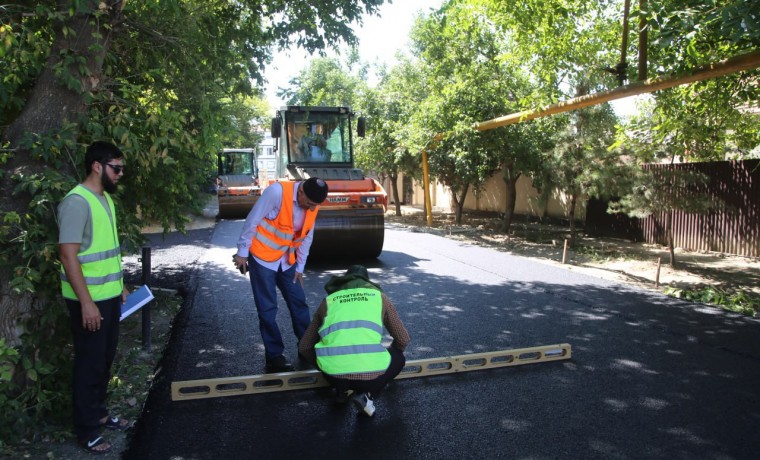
(383, 164, 586, 221)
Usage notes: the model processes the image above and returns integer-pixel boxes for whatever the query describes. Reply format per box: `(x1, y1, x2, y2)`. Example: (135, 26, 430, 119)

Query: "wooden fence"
(585, 160, 760, 257)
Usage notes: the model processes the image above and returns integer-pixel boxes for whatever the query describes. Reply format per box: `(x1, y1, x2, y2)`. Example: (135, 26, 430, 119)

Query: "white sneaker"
(352, 392, 375, 417)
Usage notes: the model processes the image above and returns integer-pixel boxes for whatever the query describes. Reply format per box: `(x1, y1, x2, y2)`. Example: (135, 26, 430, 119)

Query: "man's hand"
(233, 254, 248, 275)
(81, 300, 102, 331)
(292, 271, 304, 288)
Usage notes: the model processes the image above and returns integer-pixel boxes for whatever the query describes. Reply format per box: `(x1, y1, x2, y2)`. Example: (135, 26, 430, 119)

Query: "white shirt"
(235, 182, 315, 273)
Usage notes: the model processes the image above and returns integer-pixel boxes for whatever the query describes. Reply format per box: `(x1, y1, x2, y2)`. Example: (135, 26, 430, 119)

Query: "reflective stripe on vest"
(60, 185, 123, 301)
(315, 288, 390, 375)
(249, 181, 319, 264)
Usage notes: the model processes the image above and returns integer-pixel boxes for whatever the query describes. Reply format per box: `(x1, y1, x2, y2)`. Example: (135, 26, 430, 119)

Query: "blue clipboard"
(120, 285, 154, 321)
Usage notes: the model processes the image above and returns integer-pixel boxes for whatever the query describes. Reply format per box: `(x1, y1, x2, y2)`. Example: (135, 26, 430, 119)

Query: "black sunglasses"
(102, 163, 125, 174)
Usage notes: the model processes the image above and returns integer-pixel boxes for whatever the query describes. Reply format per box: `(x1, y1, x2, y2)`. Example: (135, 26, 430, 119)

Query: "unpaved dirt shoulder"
(385, 208, 760, 298)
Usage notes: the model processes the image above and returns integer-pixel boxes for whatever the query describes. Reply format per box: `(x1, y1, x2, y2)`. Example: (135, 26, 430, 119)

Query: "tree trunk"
(501, 165, 520, 233)
(454, 184, 469, 225)
(389, 173, 401, 216)
(568, 193, 578, 246)
(403, 175, 413, 205)
(539, 177, 551, 223)
(2, 0, 120, 146)
(0, 274, 34, 347)
(0, 1, 123, 345)
(666, 210, 677, 267)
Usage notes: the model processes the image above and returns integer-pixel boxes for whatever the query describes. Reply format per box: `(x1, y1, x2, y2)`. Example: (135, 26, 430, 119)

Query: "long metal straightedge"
(171, 343, 571, 401)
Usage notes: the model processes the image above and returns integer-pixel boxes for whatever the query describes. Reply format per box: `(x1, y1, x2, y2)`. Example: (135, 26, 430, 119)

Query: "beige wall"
(381, 173, 451, 211)
(383, 165, 586, 221)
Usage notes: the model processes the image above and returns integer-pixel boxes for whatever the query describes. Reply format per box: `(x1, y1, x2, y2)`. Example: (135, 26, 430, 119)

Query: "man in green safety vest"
(299, 265, 410, 417)
(58, 141, 130, 454)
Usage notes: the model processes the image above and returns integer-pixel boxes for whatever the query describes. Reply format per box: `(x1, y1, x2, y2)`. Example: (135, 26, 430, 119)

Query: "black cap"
(323, 264, 383, 294)
(302, 177, 328, 203)
(344, 264, 370, 280)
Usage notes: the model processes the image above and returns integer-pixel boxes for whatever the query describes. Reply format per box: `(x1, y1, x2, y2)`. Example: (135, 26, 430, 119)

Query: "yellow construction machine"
(215, 148, 262, 219)
(271, 106, 387, 258)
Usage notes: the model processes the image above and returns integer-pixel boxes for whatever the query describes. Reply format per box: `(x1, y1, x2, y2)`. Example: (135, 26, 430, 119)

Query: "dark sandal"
(80, 435, 112, 455)
(103, 415, 130, 430)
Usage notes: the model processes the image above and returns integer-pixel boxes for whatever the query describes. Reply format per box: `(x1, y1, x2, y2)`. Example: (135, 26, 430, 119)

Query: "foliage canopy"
(0, 0, 386, 445)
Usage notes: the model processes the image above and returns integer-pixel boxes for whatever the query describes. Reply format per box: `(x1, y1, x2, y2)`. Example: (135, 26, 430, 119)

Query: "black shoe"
(265, 355, 294, 373)
(334, 388, 353, 404)
(296, 354, 316, 371)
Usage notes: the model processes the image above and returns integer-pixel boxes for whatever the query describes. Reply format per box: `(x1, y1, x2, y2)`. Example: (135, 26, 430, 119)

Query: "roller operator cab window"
(287, 112, 351, 164)
(221, 151, 254, 175)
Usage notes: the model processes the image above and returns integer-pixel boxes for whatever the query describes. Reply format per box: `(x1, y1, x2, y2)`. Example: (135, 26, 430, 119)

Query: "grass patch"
(664, 286, 760, 317)
(108, 289, 182, 423)
(574, 244, 650, 264)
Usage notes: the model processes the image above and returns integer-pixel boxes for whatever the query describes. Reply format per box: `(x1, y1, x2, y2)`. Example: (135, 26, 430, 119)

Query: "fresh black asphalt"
(122, 221, 760, 459)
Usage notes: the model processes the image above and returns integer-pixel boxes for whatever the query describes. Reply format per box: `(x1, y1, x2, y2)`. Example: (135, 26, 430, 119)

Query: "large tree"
(604, 0, 760, 265)
(477, 0, 623, 98)
(609, 165, 716, 267)
(355, 59, 426, 216)
(636, 0, 760, 161)
(410, 1, 540, 225)
(547, 97, 620, 246)
(474, 0, 760, 241)
(278, 52, 367, 107)
(0, 0, 385, 441)
(610, 102, 722, 266)
(474, 0, 625, 231)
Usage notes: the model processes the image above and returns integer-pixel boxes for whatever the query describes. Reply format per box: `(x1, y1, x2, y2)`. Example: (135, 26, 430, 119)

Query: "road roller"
(216, 148, 263, 219)
(271, 106, 388, 258)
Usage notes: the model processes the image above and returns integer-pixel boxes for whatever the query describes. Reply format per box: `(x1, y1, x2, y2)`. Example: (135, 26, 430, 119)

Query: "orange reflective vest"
(249, 181, 319, 264)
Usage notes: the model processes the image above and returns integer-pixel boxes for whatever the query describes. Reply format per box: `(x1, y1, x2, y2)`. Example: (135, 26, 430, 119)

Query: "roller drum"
(217, 197, 256, 220)
(309, 208, 385, 259)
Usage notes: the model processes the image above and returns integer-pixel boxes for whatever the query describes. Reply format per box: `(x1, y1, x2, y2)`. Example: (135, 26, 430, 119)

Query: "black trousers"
(323, 346, 406, 397)
(66, 296, 121, 441)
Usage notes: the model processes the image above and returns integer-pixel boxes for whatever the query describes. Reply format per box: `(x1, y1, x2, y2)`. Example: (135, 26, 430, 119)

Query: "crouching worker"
(298, 265, 410, 417)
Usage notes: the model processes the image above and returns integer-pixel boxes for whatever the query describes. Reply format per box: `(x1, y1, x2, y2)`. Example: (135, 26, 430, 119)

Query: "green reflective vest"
(60, 185, 123, 301)
(315, 287, 390, 375)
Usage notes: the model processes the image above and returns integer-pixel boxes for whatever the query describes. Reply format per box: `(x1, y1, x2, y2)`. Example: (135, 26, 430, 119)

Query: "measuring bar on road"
(171, 343, 571, 401)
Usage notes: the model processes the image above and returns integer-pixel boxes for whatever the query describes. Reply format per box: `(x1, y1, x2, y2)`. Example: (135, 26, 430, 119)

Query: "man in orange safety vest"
(233, 177, 328, 372)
